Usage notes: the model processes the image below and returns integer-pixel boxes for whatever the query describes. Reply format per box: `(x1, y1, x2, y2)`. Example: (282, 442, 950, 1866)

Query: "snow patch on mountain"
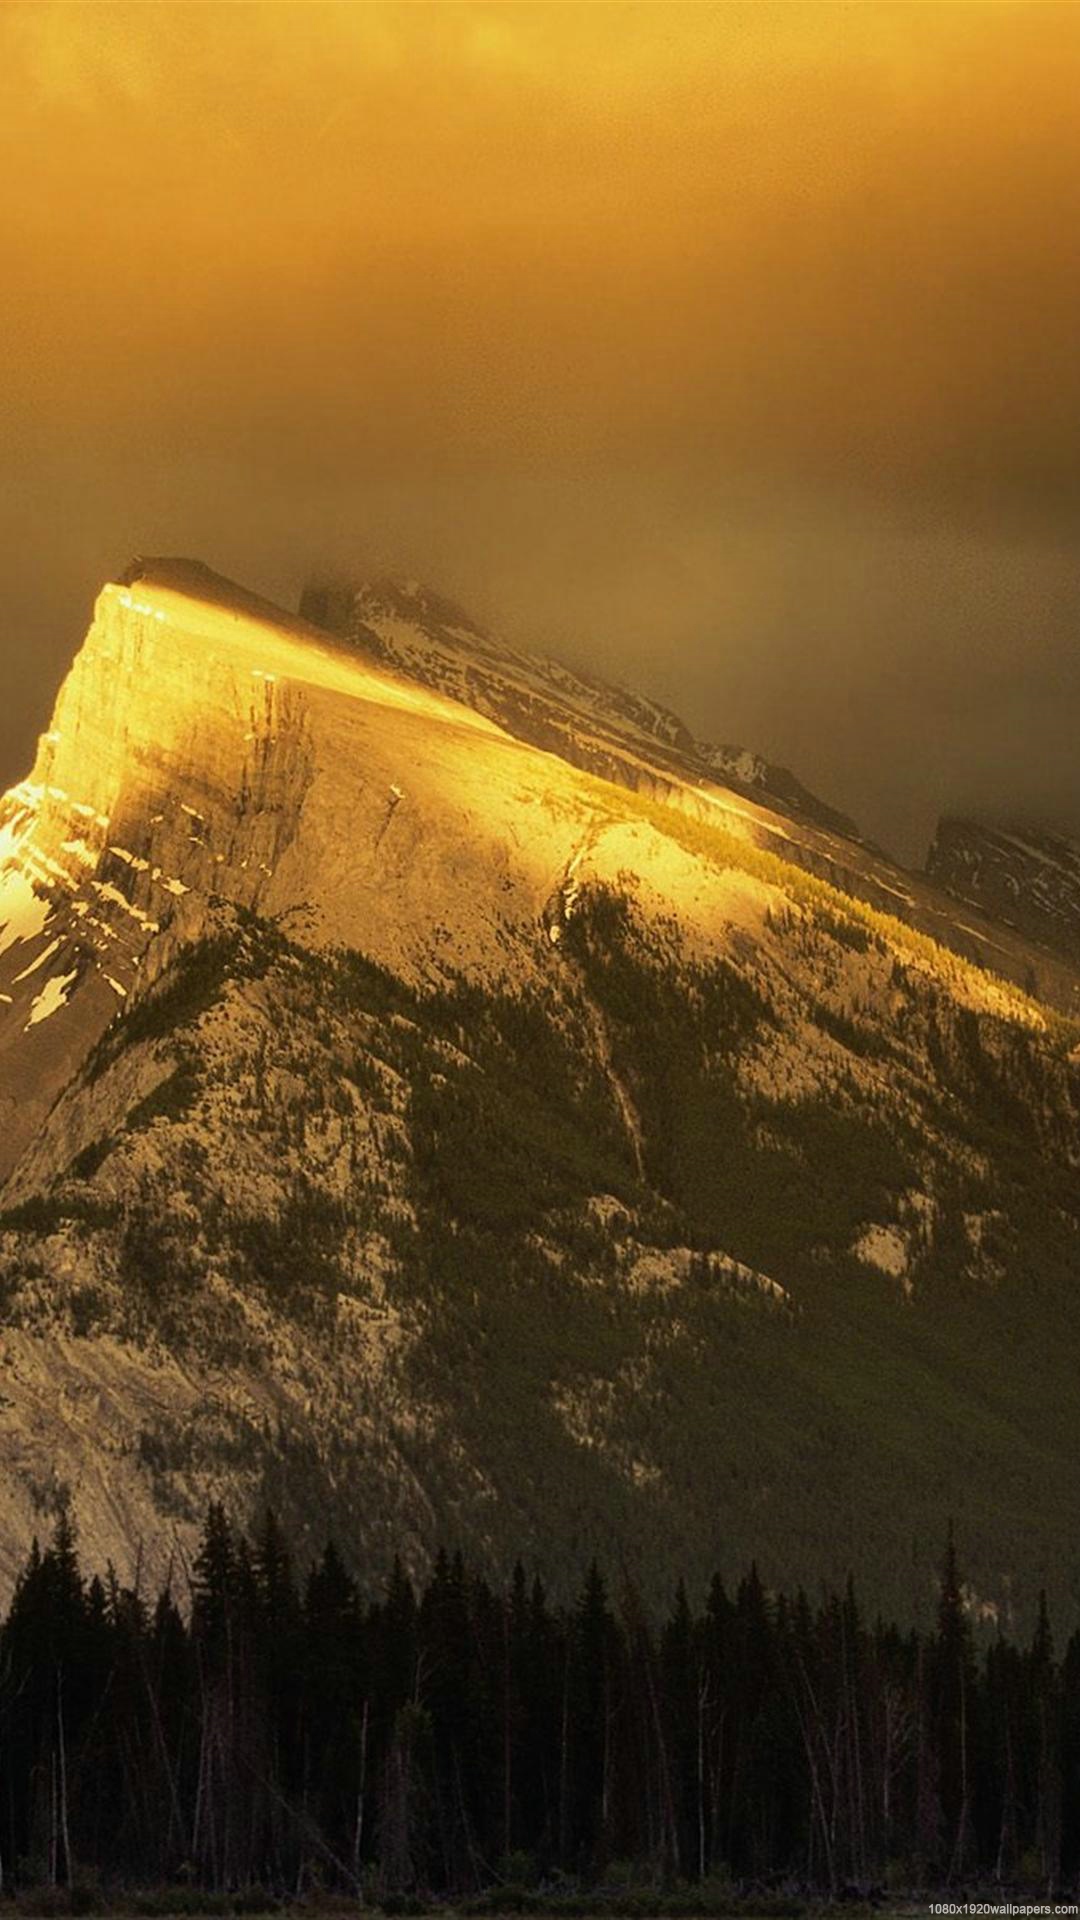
(25, 968, 78, 1030)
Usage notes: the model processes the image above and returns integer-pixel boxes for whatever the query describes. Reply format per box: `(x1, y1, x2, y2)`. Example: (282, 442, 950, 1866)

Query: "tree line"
(1, 1508, 1078, 1902)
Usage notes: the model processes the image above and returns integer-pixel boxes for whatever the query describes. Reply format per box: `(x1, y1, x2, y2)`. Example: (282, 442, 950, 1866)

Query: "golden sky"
(4, 3, 1080, 856)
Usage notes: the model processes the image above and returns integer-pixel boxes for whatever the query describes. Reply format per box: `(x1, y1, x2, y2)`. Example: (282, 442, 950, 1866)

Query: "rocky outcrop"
(927, 816, 1080, 965)
(700, 741, 859, 838)
(0, 562, 325, 1179)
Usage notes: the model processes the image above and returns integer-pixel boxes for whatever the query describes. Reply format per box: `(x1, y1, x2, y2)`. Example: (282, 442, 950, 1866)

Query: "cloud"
(2, 2, 1080, 863)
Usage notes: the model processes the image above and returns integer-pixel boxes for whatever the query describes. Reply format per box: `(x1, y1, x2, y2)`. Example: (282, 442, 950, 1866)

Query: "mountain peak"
(119, 556, 328, 642)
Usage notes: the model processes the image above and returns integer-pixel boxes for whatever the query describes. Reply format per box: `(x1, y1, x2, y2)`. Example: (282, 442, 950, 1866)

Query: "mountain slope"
(300, 577, 862, 839)
(300, 576, 1080, 1012)
(1, 560, 1080, 1628)
(928, 815, 1080, 965)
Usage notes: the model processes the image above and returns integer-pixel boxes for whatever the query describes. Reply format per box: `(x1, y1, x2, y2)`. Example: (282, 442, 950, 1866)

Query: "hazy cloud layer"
(3, 2, 1079, 862)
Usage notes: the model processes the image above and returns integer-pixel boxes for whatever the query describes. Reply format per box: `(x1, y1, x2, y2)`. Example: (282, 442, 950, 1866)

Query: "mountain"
(301, 576, 861, 839)
(928, 815, 1080, 967)
(299, 576, 1080, 1007)
(2, 557, 1080, 1628)
(697, 741, 857, 839)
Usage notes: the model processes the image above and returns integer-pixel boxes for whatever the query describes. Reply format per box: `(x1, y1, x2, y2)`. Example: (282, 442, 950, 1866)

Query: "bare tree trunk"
(840, 1611, 867, 1884)
(641, 1630, 680, 1878)
(354, 1697, 369, 1891)
(708, 1711, 726, 1877)
(602, 1680, 612, 1849)
(795, 1698, 835, 1895)
(56, 1671, 72, 1888)
(49, 1749, 58, 1889)
(789, 1649, 838, 1895)
(996, 1718, 1017, 1883)
(557, 1651, 570, 1864)
(503, 1608, 513, 1864)
(947, 1673, 972, 1884)
(141, 1656, 186, 1868)
(697, 1673, 708, 1881)
(1037, 1696, 1062, 1897)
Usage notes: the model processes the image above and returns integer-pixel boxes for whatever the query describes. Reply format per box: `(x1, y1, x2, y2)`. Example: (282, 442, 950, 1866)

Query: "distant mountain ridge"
(928, 816, 1080, 964)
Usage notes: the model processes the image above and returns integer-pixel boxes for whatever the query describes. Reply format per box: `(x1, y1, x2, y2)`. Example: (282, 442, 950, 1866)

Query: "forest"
(1, 1509, 1078, 1908)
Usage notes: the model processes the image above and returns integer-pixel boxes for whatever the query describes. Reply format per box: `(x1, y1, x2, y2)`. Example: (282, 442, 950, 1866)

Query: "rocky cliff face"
(2, 561, 1080, 1628)
(300, 577, 1080, 1011)
(700, 741, 858, 838)
(301, 577, 859, 836)
(927, 816, 1080, 964)
(0, 561, 325, 1179)
(0, 559, 621, 1182)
